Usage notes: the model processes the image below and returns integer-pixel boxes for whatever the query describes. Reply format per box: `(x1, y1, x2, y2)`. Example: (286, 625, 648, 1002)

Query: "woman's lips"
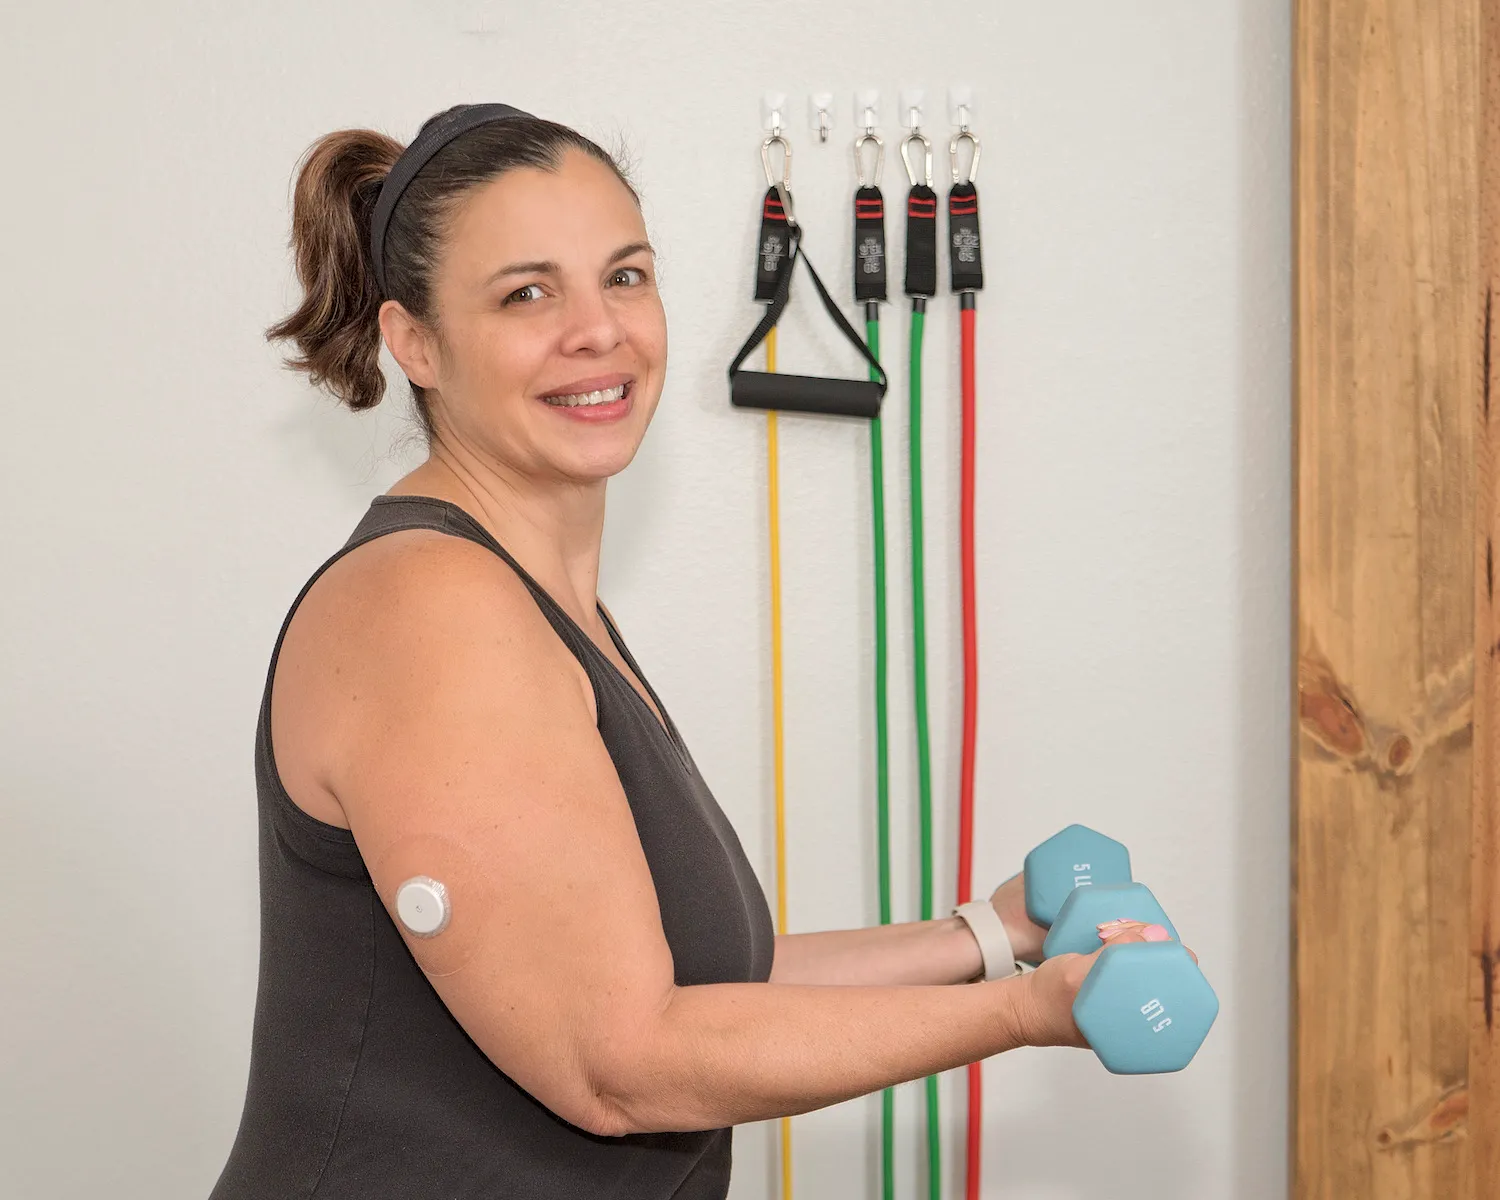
(537, 378, 634, 422)
(536, 372, 634, 400)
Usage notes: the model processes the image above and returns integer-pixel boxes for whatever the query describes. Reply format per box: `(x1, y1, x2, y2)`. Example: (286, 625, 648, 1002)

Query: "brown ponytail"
(265, 110, 637, 442)
(265, 129, 400, 419)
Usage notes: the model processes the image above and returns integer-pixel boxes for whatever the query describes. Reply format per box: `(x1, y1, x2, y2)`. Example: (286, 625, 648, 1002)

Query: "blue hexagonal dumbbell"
(1072, 940, 1220, 1074)
(1042, 881, 1179, 959)
(1022, 828, 1217, 1073)
(1023, 824, 1134, 930)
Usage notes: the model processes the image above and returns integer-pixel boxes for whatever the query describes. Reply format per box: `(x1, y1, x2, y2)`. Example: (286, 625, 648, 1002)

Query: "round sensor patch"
(395, 876, 450, 937)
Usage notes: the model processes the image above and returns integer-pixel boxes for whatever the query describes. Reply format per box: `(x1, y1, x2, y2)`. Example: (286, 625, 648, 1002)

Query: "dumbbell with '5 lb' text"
(1022, 823, 1135, 933)
(1021, 826, 1219, 1074)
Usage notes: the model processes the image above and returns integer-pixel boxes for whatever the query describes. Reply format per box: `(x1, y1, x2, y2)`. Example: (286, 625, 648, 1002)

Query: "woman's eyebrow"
(482, 242, 656, 289)
(483, 259, 557, 286)
(608, 241, 655, 264)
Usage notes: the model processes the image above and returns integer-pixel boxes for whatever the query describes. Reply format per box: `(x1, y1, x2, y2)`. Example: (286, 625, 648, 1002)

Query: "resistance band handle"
(732, 369, 882, 420)
(728, 227, 889, 419)
(948, 182, 983, 293)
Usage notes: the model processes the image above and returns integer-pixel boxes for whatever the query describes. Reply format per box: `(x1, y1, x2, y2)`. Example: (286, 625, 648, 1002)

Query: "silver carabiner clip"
(950, 130, 980, 186)
(854, 131, 883, 188)
(761, 133, 795, 227)
(900, 131, 932, 189)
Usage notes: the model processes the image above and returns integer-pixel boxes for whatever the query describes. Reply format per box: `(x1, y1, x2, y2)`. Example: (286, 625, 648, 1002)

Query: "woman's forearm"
(593, 973, 1033, 1135)
(769, 877, 1048, 986)
(769, 918, 984, 986)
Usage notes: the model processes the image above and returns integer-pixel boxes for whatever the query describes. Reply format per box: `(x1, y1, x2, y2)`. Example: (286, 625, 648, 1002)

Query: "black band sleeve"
(904, 184, 939, 298)
(853, 186, 888, 302)
(948, 182, 983, 293)
(754, 186, 793, 302)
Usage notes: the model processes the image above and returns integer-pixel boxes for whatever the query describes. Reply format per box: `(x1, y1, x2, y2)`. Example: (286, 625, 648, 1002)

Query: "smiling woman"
(213, 102, 1143, 1200)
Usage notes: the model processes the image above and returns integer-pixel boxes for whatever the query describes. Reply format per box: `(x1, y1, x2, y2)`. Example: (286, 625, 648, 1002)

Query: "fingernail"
(1142, 924, 1171, 942)
(1096, 919, 1129, 930)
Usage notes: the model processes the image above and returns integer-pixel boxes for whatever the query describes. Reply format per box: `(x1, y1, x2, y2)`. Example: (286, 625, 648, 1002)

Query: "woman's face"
(419, 148, 666, 485)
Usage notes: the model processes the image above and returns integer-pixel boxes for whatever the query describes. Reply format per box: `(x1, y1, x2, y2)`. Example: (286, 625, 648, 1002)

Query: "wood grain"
(1295, 0, 1484, 1196)
(1474, 1, 1500, 1194)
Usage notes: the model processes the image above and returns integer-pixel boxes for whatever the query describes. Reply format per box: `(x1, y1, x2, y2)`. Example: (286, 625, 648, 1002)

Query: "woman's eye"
(609, 266, 647, 287)
(504, 284, 546, 306)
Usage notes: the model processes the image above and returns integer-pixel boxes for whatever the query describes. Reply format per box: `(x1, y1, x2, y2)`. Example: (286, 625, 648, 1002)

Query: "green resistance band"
(909, 299, 939, 1200)
(865, 311, 895, 1200)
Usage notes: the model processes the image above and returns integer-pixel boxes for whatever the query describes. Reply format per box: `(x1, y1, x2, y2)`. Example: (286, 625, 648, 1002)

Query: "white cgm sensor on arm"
(395, 876, 451, 937)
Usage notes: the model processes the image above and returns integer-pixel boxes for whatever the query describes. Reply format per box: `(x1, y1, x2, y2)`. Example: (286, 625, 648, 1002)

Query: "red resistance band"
(950, 174, 984, 1200)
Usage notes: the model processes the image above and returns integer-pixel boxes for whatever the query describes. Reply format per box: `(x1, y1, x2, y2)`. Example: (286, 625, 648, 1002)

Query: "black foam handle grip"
(730, 370, 883, 420)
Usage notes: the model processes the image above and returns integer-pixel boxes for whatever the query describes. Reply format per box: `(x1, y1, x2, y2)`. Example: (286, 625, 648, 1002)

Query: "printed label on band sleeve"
(948, 182, 983, 293)
(853, 185, 888, 302)
(755, 186, 792, 302)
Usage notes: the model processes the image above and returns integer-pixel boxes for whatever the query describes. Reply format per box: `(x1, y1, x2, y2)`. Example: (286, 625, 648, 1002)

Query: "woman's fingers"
(1096, 919, 1152, 944)
(1094, 919, 1198, 964)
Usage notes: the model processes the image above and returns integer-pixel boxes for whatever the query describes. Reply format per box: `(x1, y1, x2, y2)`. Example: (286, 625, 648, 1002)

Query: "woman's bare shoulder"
(271, 527, 594, 828)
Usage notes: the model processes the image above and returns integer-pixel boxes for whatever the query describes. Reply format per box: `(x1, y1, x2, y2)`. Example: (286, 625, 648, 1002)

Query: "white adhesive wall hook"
(761, 92, 788, 136)
(948, 84, 975, 133)
(946, 85, 979, 184)
(898, 88, 931, 187)
(854, 90, 883, 186)
(899, 87, 926, 134)
(808, 92, 834, 144)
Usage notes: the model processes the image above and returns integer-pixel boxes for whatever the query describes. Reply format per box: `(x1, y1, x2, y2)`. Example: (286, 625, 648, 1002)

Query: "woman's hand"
(1016, 920, 1199, 1049)
(988, 872, 1048, 964)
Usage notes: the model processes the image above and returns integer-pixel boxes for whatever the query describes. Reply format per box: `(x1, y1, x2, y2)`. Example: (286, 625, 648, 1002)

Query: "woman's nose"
(558, 288, 624, 356)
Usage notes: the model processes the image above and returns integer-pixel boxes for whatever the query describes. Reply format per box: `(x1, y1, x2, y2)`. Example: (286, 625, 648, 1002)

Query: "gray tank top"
(211, 495, 776, 1199)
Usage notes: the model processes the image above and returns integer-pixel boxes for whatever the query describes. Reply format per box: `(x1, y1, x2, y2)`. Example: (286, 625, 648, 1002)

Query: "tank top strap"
(348, 496, 694, 770)
(255, 494, 626, 877)
(353, 495, 606, 679)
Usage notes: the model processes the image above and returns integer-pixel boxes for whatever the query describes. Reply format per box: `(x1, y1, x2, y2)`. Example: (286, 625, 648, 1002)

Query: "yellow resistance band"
(765, 327, 791, 1200)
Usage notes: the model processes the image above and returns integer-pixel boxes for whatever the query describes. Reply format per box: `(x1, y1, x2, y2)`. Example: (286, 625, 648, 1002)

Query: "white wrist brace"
(953, 899, 1023, 981)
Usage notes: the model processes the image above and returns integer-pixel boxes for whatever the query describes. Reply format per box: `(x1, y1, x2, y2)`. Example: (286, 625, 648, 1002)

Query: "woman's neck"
(391, 448, 607, 632)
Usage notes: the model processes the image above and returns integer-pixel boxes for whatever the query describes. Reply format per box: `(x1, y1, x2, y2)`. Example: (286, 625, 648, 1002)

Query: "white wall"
(0, 2, 1290, 1197)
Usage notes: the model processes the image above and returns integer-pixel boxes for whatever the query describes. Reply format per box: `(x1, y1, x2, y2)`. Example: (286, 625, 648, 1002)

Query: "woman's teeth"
(543, 384, 627, 408)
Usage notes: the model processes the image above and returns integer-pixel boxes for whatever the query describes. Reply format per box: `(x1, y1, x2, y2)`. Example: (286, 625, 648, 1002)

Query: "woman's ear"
(379, 300, 442, 390)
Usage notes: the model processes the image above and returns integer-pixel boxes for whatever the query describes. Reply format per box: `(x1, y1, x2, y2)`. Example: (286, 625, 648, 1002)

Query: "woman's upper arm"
(324, 533, 675, 1136)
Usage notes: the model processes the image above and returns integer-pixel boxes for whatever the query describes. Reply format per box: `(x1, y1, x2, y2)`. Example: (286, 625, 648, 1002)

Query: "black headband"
(368, 102, 533, 297)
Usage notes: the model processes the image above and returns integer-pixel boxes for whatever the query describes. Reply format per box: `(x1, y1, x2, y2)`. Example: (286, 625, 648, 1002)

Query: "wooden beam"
(1295, 0, 1485, 1196)
(1474, 1, 1500, 1194)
